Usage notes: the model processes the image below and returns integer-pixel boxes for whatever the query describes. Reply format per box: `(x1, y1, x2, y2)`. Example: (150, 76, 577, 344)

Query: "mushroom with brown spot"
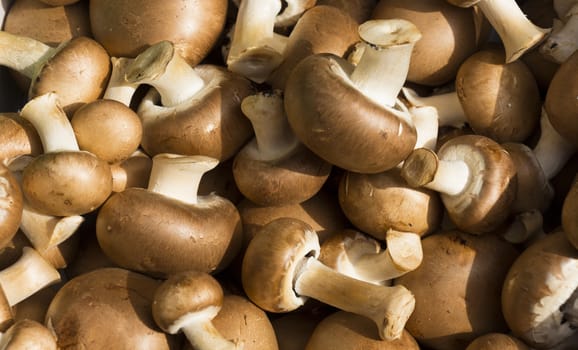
(242, 217, 416, 341)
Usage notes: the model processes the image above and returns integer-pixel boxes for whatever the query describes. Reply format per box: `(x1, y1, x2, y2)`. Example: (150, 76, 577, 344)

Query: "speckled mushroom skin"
(96, 188, 242, 278)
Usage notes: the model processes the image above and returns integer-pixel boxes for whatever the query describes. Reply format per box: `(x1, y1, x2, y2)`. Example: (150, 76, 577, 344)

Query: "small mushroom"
(96, 154, 242, 278)
(0, 113, 42, 165)
(126, 40, 255, 161)
(0, 318, 57, 349)
(305, 311, 420, 350)
(0, 31, 110, 116)
(447, 0, 550, 62)
(465, 333, 530, 350)
(152, 270, 241, 350)
(284, 19, 420, 173)
(18, 92, 113, 216)
(232, 90, 332, 206)
(401, 134, 517, 234)
(501, 229, 578, 348)
(242, 217, 416, 341)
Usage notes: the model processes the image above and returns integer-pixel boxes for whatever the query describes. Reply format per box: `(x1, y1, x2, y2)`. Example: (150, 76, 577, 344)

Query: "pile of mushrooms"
(0, 0, 577, 349)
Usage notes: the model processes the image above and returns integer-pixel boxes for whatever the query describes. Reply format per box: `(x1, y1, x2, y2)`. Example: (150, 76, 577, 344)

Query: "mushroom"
(501, 229, 578, 348)
(232, 90, 332, 206)
(465, 333, 530, 350)
(0, 31, 110, 116)
(125, 40, 255, 161)
(71, 98, 143, 164)
(152, 270, 241, 350)
(89, 0, 228, 66)
(394, 229, 520, 350)
(0, 318, 57, 349)
(284, 19, 420, 173)
(18, 92, 113, 216)
(230, 0, 317, 29)
(0, 113, 42, 164)
(316, 0, 379, 24)
(45, 267, 180, 349)
(305, 311, 420, 350)
(109, 150, 153, 193)
(446, 0, 550, 62)
(266, 4, 360, 90)
(371, 0, 487, 86)
(96, 154, 242, 278)
(544, 49, 578, 150)
(101, 57, 139, 107)
(319, 229, 423, 284)
(242, 217, 416, 341)
(0, 163, 23, 251)
(401, 134, 517, 235)
(13, 284, 59, 324)
(562, 174, 578, 249)
(540, 2, 578, 63)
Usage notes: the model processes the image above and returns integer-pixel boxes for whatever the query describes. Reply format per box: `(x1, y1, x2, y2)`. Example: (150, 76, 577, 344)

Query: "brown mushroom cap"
(372, 0, 486, 86)
(306, 311, 420, 350)
(0, 319, 57, 350)
(544, 50, 578, 148)
(316, 0, 379, 24)
(71, 99, 143, 163)
(502, 230, 578, 348)
(45, 267, 179, 349)
(338, 167, 443, 240)
(284, 53, 417, 174)
(28, 36, 111, 116)
(96, 188, 242, 278)
(22, 150, 113, 216)
(563, 175, 578, 249)
(89, 0, 227, 66)
(455, 48, 541, 143)
(0, 163, 23, 250)
(394, 230, 519, 350)
(0, 113, 42, 163)
(465, 333, 530, 350)
(138, 64, 254, 161)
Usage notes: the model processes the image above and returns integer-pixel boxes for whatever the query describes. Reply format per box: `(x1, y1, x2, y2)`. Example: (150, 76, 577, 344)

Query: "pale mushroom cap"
(0, 319, 57, 350)
(502, 230, 578, 348)
(0, 163, 23, 250)
(152, 270, 224, 334)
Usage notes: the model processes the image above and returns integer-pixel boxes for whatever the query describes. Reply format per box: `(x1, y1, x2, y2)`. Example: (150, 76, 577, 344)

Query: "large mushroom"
(284, 19, 420, 173)
(96, 154, 242, 278)
(242, 217, 416, 341)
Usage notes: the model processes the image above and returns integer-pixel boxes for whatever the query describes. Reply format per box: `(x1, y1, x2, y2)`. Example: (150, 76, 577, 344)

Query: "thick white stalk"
(402, 87, 467, 127)
(19, 93, 79, 153)
(20, 205, 84, 250)
(350, 20, 421, 108)
(0, 31, 56, 79)
(410, 106, 439, 150)
(147, 154, 219, 205)
(533, 109, 576, 180)
(477, 0, 550, 62)
(424, 159, 470, 196)
(179, 308, 239, 350)
(540, 4, 578, 63)
(0, 247, 61, 306)
(125, 41, 205, 107)
(241, 92, 299, 161)
(103, 57, 139, 106)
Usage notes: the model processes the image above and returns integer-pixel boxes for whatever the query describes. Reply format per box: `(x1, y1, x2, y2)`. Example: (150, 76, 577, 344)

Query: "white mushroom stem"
(294, 256, 415, 340)
(0, 31, 56, 80)
(540, 4, 578, 63)
(147, 154, 219, 206)
(402, 87, 467, 128)
(0, 247, 61, 306)
(102, 57, 139, 106)
(410, 106, 439, 150)
(226, 0, 286, 83)
(175, 307, 239, 350)
(349, 19, 422, 108)
(241, 91, 300, 162)
(275, 0, 316, 28)
(19, 92, 79, 153)
(124, 41, 205, 107)
(533, 109, 576, 180)
(20, 206, 84, 250)
(475, 0, 550, 62)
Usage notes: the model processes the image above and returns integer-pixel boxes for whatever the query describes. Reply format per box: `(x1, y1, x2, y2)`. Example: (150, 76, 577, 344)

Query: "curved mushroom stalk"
(242, 217, 416, 341)
(401, 135, 517, 235)
(533, 109, 576, 180)
(232, 90, 332, 206)
(284, 19, 421, 173)
(0, 30, 57, 80)
(402, 87, 467, 128)
(540, 4, 578, 63)
(102, 57, 139, 107)
(320, 229, 423, 285)
(18, 93, 113, 217)
(448, 0, 550, 62)
(152, 271, 241, 350)
(226, 0, 286, 83)
(409, 105, 439, 151)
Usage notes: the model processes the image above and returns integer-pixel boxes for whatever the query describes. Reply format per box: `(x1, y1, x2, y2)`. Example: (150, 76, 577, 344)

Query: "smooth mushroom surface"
(0, 163, 23, 251)
(465, 332, 529, 350)
(0, 318, 57, 349)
